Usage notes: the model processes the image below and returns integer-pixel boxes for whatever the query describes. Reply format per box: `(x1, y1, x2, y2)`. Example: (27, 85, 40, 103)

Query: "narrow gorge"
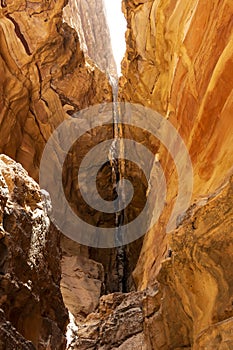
(0, 0, 232, 349)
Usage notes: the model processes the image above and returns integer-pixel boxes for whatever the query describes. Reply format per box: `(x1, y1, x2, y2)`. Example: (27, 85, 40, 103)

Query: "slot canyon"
(0, 0, 232, 349)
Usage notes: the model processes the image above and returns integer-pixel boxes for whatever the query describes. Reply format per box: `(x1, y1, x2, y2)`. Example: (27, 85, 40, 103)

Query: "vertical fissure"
(108, 74, 127, 292)
(63, 0, 136, 295)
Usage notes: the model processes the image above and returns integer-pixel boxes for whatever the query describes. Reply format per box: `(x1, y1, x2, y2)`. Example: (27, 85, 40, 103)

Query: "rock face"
(68, 176, 233, 350)
(0, 154, 68, 349)
(0, 5, 114, 343)
(0, 0, 112, 180)
(60, 237, 104, 322)
(67, 290, 150, 349)
(63, 0, 117, 76)
(0, 0, 233, 349)
(0, 309, 35, 350)
(149, 176, 233, 349)
(118, 0, 233, 348)
(120, 0, 233, 288)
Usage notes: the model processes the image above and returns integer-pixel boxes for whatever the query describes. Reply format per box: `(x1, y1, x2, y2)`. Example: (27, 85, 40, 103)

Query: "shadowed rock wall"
(0, 154, 68, 349)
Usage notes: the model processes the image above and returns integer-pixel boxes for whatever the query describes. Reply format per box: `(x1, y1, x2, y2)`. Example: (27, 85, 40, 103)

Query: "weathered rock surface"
(0, 4, 115, 345)
(0, 0, 112, 180)
(0, 154, 68, 349)
(151, 176, 233, 349)
(0, 0, 233, 349)
(73, 176, 233, 350)
(0, 308, 35, 350)
(67, 289, 153, 349)
(61, 237, 104, 322)
(120, 0, 233, 289)
(63, 0, 117, 76)
(118, 0, 233, 348)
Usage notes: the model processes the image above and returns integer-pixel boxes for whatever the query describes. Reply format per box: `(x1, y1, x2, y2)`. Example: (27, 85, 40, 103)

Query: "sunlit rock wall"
(0, 0, 112, 180)
(63, 0, 117, 77)
(120, 0, 233, 348)
(120, 0, 233, 286)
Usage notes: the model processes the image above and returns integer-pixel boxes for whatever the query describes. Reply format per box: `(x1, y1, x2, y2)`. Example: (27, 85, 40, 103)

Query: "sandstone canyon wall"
(119, 0, 233, 348)
(63, 0, 117, 76)
(0, 0, 112, 349)
(0, 0, 232, 350)
(0, 0, 112, 180)
(117, 0, 233, 282)
(0, 154, 68, 349)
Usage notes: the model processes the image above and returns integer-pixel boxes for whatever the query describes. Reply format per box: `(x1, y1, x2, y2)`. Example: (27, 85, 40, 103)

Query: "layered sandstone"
(149, 176, 233, 349)
(63, 0, 117, 76)
(120, 0, 233, 288)
(0, 154, 68, 349)
(65, 175, 233, 349)
(0, 3, 114, 335)
(0, 0, 112, 180)
(0, 0, 232, 349)
(118, 0, 233, 348)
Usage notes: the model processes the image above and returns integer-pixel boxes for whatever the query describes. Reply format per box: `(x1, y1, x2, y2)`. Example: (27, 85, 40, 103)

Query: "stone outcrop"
(0, 154, 68, 349)
(118, 0, 233, 348)
(0, 0, 112, 180)
(67, 290, 151, 349)
(68, 175, 233, 349)
(0, 0, 232, 349)
(61, 237, 104, 322)
(148, 176, 233, 349)
(0, 309, 35, 350)
(63, 0, 117, 76)
(120, 0, 233, 289)
(0, 4, 114, 342)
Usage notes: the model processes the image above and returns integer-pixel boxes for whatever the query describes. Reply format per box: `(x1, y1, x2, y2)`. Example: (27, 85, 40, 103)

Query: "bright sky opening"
(103, 0, 127, 76)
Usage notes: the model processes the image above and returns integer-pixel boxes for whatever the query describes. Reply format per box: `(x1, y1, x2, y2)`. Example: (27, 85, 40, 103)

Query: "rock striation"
(145, 175, 233, 349)
(0, 154, 68, 349)
(0, 0, 112, 180)
(67, 290, 150, 349)
(0, 308, 35, 350)
(65, 175, 233, 349)
(0, 4, 114, 340)
(120, 0, 233, 289)
(0, 0, 232, 349)
(119, 0, 233, 348)
(63, 0, 117, 76)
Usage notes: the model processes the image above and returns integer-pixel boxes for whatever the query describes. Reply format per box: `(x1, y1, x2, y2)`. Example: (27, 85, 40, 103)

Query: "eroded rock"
(148, 177, 233, 349)
(68, 290, 150, 350)
(0, 154, 68, 349)
(120, 0, 233, 294)
(0, 0, 112, 180)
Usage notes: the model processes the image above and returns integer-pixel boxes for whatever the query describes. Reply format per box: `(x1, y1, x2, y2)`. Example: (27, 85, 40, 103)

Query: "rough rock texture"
(0, 3, 114, 343)
(60, 235, 143, 330)
(0, 309, 35, 350)
(117, 0, 233, 349)
(67, 289, 154, 349)
(72, 176, 233, 350)
(0, 0, 233, 349)
(0, 0, 112, 180)
(0, 154, 68, 349)
(152, 176, 233, 349)
(63, 0, 117, 76)
(120, 0, 233, 288)
(61, 237, 104, 322)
